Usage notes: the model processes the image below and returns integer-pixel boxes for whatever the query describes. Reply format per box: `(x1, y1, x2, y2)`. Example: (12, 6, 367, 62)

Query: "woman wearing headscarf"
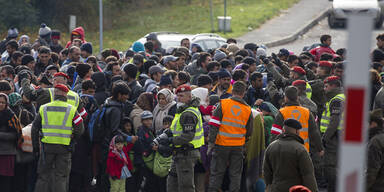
(152, 88, 176, 132)
(130, 92, 155, 132)
(0, 93, 22, 192)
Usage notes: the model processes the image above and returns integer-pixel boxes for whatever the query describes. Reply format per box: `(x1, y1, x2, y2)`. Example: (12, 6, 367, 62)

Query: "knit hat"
(54, 72, 69, 79)
(8, 92, 21, 107)
(132, 41, 145, 53)
(208, 71, 219, 82)
(80, 42, 93, 54)
(227, 43, 240, 54)
(319, 61, 333, 68)
(217, 69, 231, 79)
(110, 48, 120, 60)
(289, 185, 311, 192)
(278, 48, 290, 57)
(146, 33, 158, 41)
(324, 76, 341, 84)
(21, 55, 35, 65)
(175, 84, 191, 94)
(7, 28, 18, 38)
(197, 74, 213, 87)
(292, 80, 306, 86)
(284, 119, 302, 130)
(76, 64, 92, 78)
(141, 110, 153, 120)
(259, 102, 271, 112)
(256, 48, 267, 57)
(55, 84, 69, 93)
(39, 23, 51, 38)
(51, 30, 61, 40)
(291, 66, 306, 75)
(244, 43, 258, 51)
(214, 49, 227, 61)
(158, 75, 172, 86)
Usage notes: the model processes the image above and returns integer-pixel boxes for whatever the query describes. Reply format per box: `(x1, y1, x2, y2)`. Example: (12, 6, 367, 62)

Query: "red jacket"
(309, 45, 335, 61)
(65, 27, 87, 48)
(106, 143, 133, 179)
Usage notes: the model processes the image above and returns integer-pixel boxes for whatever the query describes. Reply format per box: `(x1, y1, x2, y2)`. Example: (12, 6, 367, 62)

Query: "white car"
(136, 32, 227, 51)
(328, 0, 383, 28)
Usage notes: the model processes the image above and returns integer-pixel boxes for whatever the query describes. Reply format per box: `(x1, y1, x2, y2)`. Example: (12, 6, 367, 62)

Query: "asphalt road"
(267, 18, 384, 55)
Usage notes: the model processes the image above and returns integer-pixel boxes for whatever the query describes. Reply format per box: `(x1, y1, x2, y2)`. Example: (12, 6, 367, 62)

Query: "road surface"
(267, 19, 384, 55)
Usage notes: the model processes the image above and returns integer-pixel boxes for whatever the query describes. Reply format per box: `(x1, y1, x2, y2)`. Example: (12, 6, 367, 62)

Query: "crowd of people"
(0, 22, 383, 192)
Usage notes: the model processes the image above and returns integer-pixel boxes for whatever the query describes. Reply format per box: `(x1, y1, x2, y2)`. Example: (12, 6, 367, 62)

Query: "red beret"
(53, 72, 69, 79)
(175, 84, 191, 94)
(319, 61, 333, 68)
(54, 84, 69, 93)
(324, 75, 340, 84)
(291, 66, 306, 75)
(292, 80, 306, 86)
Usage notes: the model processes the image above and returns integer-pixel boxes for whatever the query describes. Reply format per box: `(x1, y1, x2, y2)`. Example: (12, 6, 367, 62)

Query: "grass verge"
(16, 0, 299, 52)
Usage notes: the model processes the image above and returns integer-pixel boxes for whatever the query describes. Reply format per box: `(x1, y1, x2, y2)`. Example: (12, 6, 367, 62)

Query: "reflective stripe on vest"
(280, 105, 310, 151)
(215, 98, 251, 146)
(171, 107, 204, 148)
(39, 100, 77, 145)
(306, 82, 312, 99)
(320, 94, 345, 133)
(49, 88, 79, 109)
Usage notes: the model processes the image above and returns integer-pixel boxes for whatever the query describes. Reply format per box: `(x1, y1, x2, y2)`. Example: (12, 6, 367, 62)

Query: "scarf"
(153, 89, 176, 131)
(109, 136, 129, 166)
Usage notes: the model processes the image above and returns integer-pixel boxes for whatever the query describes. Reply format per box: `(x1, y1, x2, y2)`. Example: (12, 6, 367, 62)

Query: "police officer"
(32, 84, 84, 192)
(263, 119, 318, 192)
(167, 84, 204, 192)
(320, 76, 345, 192)
(207, 81, 253, 192)
(271, 86, 323, 155)
(20, 71, 87, 118)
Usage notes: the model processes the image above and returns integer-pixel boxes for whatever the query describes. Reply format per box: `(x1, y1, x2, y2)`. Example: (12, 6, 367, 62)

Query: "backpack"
(88, 105, 107, 143)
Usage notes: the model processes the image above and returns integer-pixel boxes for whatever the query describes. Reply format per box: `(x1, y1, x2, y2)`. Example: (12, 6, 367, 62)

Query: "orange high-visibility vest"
(280, 106, 310, 151)
(215, 98, 251, 146)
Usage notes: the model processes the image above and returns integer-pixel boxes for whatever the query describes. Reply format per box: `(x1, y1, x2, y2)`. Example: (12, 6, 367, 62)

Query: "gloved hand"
(262, 58, 270, 65)
(271, 53, 282, 66)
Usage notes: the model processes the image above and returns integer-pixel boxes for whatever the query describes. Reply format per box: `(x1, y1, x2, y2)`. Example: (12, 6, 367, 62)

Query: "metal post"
(99, 0, 103, 53)
(223, 0, 227, 34)
(210, 0, 214, 32)
(338, 13, 373, 192)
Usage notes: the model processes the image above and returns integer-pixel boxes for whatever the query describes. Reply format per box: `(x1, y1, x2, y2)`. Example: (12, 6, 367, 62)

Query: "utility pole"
(99, 0, 103, 53)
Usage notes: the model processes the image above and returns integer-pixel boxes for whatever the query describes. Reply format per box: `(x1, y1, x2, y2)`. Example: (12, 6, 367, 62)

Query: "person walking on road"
(32, 84, 84, 192)
(167, 84, 204, 192)
(207, 81, 253, 192)
(263, 119, 318, 192)
(320, 76, 345, 192)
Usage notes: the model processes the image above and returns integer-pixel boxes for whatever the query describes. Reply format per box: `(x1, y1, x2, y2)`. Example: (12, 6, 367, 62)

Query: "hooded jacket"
(153, 88, 176, 131)
(91, 72, 109, 106)
(65, 27, 86, 48)
(103, 98, 125, 144)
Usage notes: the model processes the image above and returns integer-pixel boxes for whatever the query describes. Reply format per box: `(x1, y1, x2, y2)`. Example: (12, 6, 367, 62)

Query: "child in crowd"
(259, 102, 274, 147)
(123, 117, 143, 192)
(137, 111, 158, 191)
(107, 135, 133, 192)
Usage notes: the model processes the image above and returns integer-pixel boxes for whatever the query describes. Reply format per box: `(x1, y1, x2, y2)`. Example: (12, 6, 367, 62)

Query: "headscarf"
(109, 135, 129, 165)
(136, 92, 154, 111)
(153, 88, 176, 131)
(18, 35, 30, 46)
(191, 87, 208, 106)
